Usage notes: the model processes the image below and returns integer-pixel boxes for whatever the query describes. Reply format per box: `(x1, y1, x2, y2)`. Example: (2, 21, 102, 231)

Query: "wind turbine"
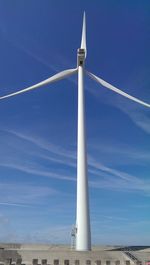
(0, 13, 149, 251)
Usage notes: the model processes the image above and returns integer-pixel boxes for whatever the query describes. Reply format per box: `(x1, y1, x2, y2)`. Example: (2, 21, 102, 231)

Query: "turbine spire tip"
(80, 11, 87, 58)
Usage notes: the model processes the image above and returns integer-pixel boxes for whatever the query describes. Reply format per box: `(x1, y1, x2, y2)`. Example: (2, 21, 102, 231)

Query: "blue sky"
(0, 0, 150, 245)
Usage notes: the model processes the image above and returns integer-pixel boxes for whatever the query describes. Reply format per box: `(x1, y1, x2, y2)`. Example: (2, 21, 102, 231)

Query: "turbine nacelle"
(77, 48, 85, 67)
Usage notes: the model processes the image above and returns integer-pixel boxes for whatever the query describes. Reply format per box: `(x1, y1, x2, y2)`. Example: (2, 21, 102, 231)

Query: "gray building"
(0, 244, 149, 265)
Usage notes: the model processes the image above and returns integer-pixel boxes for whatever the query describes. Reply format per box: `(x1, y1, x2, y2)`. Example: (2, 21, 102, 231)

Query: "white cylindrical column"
(76, 65, 91, 251)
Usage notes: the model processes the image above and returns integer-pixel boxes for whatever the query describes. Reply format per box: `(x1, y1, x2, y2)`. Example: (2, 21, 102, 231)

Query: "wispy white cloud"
(6, 129, 76, 161)
(89, 177, 150, 194)
(89, 155, 150, 195)
(93, 215, 128, 222)
(1, 129, 150, 197)
(131, 204, 150, 209)
(89, 141, 150, 163)
(0, 182, 58, 205)
(0, 25, 77, 94)
(0, 162, 75, 182)
(116, 101, 150, 134)
(0, 24, 60, 72)
(115, 68, 150, 134)
(0, 129, 76, 182)
(87, 69, 150, 134)
(89, 157, 150, 194)
(0, 202, 32, 207)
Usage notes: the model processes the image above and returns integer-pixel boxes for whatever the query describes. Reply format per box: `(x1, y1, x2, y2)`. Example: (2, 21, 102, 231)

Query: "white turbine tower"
(76, 12, 91, 251)
(0, 13, 149, 251)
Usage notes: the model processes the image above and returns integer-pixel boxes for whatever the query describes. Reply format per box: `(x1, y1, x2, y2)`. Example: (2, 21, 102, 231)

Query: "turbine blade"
(86, 71, 150, 108)
(0, 68, 77, 100)
(80, 11, 87, 57)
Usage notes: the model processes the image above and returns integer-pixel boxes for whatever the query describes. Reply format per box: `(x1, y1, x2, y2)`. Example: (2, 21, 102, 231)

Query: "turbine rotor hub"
(77, 48, 85, 66)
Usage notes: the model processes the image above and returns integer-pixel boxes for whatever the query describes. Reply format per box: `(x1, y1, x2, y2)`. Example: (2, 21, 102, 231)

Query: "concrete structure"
(0, 244, 149, 265)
